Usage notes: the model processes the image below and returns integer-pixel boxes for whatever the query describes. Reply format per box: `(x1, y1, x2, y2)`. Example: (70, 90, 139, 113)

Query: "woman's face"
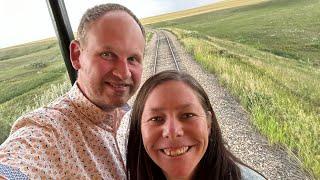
(141, 80, 211, 179)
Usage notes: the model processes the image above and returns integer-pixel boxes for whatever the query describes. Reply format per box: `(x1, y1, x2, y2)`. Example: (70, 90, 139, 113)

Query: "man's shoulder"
(21, 95, 71, 119)
(11, 95, 75, 133)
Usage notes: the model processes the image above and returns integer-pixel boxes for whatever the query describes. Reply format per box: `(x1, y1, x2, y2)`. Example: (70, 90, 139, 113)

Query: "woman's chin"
(163, 167, 195, 180)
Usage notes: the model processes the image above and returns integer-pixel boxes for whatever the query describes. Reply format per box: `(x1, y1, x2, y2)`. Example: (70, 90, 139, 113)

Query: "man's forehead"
(102, 10, 130, 18)
(86, 11, 142, 37)
(96, 10, 136, 26)
(82, 12, 144, 45)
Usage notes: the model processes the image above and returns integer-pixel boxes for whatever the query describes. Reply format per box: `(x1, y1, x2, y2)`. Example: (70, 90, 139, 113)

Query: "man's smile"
(105, 82, 130, 93)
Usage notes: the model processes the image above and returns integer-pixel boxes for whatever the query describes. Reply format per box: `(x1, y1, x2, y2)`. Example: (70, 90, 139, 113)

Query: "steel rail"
(153, 31, 180, 74)
(163, 32, 180, 71)
(153, 33, 159, 74)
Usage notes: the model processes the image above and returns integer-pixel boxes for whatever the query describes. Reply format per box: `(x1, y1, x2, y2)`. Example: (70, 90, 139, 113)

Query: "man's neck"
(75, 82, 123, 112)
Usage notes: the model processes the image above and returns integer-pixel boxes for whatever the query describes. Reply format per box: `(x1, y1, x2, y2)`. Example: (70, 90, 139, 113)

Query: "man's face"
(71, 11, 145, 110)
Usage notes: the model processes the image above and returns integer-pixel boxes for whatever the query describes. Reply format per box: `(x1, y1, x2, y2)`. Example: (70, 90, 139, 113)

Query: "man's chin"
(111, 101, 126, 108)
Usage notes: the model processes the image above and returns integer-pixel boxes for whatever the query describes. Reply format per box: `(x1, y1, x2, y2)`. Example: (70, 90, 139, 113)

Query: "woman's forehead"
(144, 81, 203, 109)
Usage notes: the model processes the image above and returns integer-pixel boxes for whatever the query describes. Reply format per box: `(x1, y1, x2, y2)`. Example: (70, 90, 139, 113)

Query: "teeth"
(163, 146, 189, 157)
(110, 83, 127, 88)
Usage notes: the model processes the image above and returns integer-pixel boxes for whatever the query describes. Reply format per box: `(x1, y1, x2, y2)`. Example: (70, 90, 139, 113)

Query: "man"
(0, 3, 145, 179)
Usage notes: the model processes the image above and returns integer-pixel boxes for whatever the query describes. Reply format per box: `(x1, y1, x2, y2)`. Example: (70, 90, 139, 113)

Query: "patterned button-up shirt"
(0, 83, 131, 179)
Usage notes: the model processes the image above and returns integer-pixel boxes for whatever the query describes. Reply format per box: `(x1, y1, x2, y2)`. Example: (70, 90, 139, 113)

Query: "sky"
(0, 0, 220, 49)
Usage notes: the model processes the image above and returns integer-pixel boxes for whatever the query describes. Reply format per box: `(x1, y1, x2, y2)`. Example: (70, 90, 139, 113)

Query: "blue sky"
(0, 0, 220, 48)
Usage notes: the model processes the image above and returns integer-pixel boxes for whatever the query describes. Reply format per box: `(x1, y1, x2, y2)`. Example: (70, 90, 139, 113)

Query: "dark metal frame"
(46, 0, 77, 84)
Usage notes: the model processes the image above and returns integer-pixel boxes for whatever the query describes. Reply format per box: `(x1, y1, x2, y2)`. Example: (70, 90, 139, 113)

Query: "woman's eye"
(181, 113, 195, 119)
(149, 116, 163, 122)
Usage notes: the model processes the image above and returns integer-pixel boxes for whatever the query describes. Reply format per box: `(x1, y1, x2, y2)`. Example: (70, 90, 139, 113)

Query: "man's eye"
(128, 56, 137, 62)
(101, 52, 113, 59)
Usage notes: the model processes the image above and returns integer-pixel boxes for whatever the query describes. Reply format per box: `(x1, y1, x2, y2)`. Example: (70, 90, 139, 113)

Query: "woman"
(126, 70, 265, 180)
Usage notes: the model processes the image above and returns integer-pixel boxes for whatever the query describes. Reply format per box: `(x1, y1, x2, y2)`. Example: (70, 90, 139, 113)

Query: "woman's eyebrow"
(145, 107, 164, 113)
(146, 104, 193, 112)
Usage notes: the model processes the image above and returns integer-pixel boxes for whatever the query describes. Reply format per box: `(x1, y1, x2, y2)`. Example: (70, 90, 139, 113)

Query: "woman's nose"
(162, 117, 184, 139)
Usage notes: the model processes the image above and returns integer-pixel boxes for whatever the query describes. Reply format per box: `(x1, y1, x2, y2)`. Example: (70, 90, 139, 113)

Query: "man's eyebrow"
(101, 45, 113, 51)
(100, 46, 142, 57)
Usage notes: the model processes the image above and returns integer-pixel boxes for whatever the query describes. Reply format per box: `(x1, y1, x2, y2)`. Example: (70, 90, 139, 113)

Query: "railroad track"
(153, 31, 181, 74)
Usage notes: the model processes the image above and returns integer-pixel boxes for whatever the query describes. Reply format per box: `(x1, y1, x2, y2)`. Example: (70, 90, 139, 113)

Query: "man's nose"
(162, 117, 184, 139)
(113, 59, 131, 80)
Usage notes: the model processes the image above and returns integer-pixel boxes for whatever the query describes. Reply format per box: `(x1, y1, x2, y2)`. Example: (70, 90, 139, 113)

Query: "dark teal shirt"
(239, 164, 266, 180)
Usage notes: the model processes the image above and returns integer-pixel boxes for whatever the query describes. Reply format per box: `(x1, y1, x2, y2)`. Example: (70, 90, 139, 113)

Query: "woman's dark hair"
(126, 70, 243, 179)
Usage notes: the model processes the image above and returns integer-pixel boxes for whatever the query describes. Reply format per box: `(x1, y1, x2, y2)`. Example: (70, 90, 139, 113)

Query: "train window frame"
(46, 0, 77, 84)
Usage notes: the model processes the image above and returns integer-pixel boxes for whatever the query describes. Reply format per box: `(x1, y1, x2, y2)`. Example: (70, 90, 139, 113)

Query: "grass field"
(150, 0, 320, 67)
(146, 0, 320, 177)
(0, 39, 70, 143)
(141, 0, 269, 25)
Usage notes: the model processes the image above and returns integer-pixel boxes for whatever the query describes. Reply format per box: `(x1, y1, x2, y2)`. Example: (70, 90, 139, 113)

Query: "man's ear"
(70, 40, 81, 70)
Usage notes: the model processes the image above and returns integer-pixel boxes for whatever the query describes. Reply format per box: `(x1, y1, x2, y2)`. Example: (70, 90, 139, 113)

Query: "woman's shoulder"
(238, 164, 266, 180)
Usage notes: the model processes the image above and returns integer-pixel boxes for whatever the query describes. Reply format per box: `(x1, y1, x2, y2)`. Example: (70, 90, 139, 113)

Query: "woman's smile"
(161, 146, 191, 157)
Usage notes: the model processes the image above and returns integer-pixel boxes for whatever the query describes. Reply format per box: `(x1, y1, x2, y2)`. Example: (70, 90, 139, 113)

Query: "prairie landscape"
(0, 0, 319, 178)
(0, 40, 70, 143)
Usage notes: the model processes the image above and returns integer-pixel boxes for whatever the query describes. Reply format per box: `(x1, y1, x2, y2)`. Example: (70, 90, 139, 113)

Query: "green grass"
(146, 31, 154, 43)
(150, 0, 320, 67)
(0, 39, 58, 61)
(0, 61, 66, 104)
(141, 0, 267, 25)
(0, 78, 70, 143)
(0, 39, 70, 143)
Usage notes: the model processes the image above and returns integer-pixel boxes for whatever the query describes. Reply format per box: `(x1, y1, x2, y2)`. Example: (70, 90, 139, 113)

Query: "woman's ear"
(69, 40, 81, 70)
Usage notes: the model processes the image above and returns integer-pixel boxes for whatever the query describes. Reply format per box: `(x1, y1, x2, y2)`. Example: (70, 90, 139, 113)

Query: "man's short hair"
(77, 3, 145, 45)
